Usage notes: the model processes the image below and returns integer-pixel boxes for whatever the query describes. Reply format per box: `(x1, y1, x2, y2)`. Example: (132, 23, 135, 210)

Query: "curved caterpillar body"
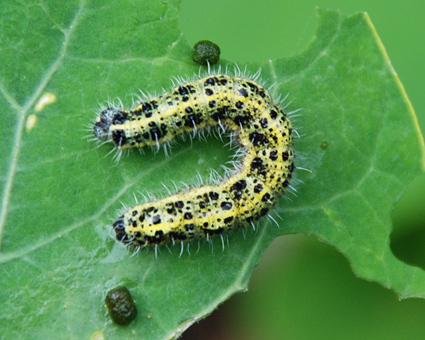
(93, 72, 295, 247)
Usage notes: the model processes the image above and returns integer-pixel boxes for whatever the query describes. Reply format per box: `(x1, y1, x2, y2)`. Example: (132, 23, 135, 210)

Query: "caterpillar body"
(93, 72, 295, 247)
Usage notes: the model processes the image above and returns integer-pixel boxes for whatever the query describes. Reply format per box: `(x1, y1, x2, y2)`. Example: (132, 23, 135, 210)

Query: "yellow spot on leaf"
(26, 114, 37, 131)
(90, 330, 104, 340)
(35, 93, 57, 111)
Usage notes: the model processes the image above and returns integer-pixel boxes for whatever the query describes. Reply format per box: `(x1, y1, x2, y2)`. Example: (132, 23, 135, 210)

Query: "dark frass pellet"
(105, 286, 137, 325)
(192, 40, 221, 65)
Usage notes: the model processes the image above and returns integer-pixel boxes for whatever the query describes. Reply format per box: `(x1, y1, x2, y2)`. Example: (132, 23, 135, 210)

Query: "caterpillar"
(93, 70, 295, 248)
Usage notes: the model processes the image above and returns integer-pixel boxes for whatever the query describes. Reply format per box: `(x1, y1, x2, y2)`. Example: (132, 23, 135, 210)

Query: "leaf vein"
(0, 0, 87, 250)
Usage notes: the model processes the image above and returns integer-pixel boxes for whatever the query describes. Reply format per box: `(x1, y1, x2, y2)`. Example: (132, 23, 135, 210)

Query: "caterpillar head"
(93, 108, 121, 141)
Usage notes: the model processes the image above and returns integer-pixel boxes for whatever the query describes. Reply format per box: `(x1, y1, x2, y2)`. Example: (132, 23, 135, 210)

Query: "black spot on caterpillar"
(93, 70, 296, 248)
(105, 286, 138, 325)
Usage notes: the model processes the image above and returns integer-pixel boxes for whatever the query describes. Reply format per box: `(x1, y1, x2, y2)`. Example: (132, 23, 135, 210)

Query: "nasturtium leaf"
(0, 1, 424, 339)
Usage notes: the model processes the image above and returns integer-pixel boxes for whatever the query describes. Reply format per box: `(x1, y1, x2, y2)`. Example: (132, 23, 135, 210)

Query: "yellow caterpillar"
(93, 71, 295, 247)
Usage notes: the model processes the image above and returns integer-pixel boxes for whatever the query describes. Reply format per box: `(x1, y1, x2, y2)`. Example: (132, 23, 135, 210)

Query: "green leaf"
(0, 1, 424, 339)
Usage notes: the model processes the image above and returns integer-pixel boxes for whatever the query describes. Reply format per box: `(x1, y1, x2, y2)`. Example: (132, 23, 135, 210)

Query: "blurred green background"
(178, 0, 425, 339)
